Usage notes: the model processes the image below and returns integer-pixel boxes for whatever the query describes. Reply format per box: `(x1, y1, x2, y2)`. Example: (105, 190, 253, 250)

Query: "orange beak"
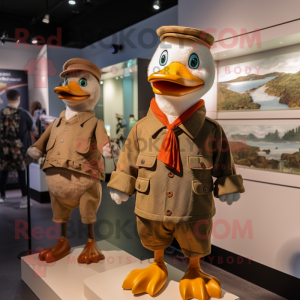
(54, 81, 90, 101)
(148, 62, 204, 97)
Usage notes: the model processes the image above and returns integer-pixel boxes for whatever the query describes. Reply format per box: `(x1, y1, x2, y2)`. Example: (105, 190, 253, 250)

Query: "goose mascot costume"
(108, 26, 245, 300)
(27, 58, 120, 264)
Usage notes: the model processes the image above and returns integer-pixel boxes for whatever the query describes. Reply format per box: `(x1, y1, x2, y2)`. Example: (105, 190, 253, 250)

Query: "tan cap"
(60, 58, 101, 82)
(157, 26, 214, 49)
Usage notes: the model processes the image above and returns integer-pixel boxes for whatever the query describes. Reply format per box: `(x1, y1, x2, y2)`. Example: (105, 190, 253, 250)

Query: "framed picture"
(0, 69, 29, 110)
(217, 50, 300, 119)
(218, 119, 300, 188)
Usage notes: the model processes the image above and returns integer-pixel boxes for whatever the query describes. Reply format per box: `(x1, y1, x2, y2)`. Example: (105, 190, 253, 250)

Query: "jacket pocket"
(136, 153, 157, 169)
(46, 138, 56, 151)
(192, 179, 213, 195)
(135, 177, 150, 193)
(75, 137, 91, 154)
(188, 155, 213, 170)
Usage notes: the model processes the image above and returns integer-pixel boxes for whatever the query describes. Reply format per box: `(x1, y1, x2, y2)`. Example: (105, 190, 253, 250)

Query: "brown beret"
(157, 26, 214, 49)
(60, 58, 101, 82)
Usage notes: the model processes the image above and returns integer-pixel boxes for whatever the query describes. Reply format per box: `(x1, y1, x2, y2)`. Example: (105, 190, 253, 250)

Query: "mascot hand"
(219, 193, 240, 205)
(27, 146, 43, 160)
(110, 188, 129, 205)
(102, 142, 121, 162)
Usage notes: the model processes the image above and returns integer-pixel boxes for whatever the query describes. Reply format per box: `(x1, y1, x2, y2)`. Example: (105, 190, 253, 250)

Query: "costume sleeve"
(212, 125, 245, 198)
(31, 121, 54, 153)
(95, 120, 109, 154)
(107, 123, 139, 196)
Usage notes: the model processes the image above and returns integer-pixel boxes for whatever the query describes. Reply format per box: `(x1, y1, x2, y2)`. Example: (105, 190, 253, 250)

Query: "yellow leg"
(179, 258, 222, 300)
(122, 250, 168, 296)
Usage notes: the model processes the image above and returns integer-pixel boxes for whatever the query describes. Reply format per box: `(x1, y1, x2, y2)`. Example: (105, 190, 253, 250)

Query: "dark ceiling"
(0, 0, 178, 48)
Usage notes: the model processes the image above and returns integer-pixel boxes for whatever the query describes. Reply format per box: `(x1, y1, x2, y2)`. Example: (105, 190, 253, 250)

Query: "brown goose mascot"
(27, 58, 119, 264)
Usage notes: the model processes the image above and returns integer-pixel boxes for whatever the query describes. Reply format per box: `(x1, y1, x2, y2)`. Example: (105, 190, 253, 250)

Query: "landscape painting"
(217, 51, 300, 111)
(220, 123, 300, 176)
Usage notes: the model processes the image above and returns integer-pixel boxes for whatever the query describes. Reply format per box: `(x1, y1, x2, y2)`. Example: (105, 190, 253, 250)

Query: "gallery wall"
(26, 45, 49, 116)
(178, 0, 300, 280)
(0, 42, 41, 111)
(179, 0, 300, 39)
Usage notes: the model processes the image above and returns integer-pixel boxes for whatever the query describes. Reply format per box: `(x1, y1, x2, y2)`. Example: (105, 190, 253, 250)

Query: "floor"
(0, 183, 287, 300)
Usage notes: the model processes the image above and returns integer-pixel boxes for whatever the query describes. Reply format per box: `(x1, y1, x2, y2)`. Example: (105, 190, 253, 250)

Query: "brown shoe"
(38, 237, 71, 263)
(77, 239, 105, 264)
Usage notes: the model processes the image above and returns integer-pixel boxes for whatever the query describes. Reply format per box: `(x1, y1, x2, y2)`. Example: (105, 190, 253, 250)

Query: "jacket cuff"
(214, 174, 245, 198)
(107, 171, 136, 196)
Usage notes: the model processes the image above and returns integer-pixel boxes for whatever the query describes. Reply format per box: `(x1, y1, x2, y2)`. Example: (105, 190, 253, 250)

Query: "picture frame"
(216, 45, 300, 119)
(218, 119, 300, 188)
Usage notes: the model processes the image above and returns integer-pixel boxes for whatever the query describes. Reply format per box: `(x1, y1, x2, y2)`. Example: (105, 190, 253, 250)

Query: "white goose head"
(148, 35, 215, 116)
(54, 71, 100, 113)
(54, 59, 101, 117)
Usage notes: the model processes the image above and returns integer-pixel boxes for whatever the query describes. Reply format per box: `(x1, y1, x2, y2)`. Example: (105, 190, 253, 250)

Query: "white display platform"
(21, 240, 140, 300)
(29, 162, 48, 192)
(22, 240, 239, 300)
(84, 260, 239, 300)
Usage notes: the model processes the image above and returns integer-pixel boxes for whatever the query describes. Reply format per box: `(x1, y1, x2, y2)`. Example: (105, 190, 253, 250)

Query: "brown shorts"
(46, 168, 102, 224)
(136, 215, 212, 258)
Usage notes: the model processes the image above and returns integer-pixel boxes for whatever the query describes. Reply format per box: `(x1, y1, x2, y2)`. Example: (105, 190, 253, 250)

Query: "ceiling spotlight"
(120, 75, 123, 79)
(100, 80, 103, 84)
(115, 77, 119, 80)
(42, 14, 50, 24)
(110, 44, 123, 54)
(69, 0, 76, 5)
(32, 37, 38, 44)
(153, 0, 161, 10)
(279, 42, 283, 44)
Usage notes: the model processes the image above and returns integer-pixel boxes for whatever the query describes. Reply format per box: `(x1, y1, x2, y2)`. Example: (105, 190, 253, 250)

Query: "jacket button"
(141, 159, 145, 165)
(203, 186, 208, 192)
(57, 151, 61, 155)
(61, 139, 64, 143)
(167, 191, 173, 197)
(200, 162, 206, 169)
(166, 210, 172, 216)
(168, 172, 174, 178)
(65, 128, 68, 131)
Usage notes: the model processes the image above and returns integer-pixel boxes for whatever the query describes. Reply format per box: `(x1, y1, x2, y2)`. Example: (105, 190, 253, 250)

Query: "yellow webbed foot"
(179, 267, 221, 300)
(122, 261, 168, 296)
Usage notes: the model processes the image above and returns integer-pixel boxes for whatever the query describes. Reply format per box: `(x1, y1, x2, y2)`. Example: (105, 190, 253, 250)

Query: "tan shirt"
(108, 105, 245, 223)
(32, 110, 108, 181)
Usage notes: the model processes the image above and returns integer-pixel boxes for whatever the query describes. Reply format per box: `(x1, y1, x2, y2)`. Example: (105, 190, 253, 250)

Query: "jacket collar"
(57, 110, 95, 126)
(146, 104, 207, 139)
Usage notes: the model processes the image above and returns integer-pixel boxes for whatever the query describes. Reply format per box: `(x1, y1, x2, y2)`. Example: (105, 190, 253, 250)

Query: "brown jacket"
(108, 105, 245, 223)
(32, 110, 108, 181)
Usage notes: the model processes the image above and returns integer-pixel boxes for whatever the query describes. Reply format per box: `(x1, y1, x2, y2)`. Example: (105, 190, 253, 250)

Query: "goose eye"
(159, 50, 168, 66)
(79, 78, 87, 87)
(188, 53, 200, 69)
